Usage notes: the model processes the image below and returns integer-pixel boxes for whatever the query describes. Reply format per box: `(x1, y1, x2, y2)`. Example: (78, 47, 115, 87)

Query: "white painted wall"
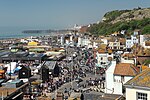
(121, 58, 135, 64)
(101, 39, 108, 45)
(143, 42, 150, 49)
(96, 52, 113, 67)
(81, 38, 91, 46)
(65, 40, 69, 45)
(126, 35, 138, 48)
(97, 53, 107, 65)
(124, 76, 133, 84)
(60, 35, 64, 45)
(93, 42, 98, 48)
(131, 35, 138, 44)
(70, 35, 73, 41)
(126, 40, 133, 48)
(105, 61, 116, 93)
(77, 37, 91, 47)
(140, 35, 144, 46)
(108, 42, 121, 49)
(126, 87, 150, 100)
(77, 37, 81, 47)
(139, 35, 150, 48)
(114, 75, 133, 94)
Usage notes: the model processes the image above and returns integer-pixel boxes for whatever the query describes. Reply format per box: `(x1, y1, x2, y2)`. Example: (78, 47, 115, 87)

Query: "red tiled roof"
(122, 53, 135, 58)
(114, 63, 140, 76)
(98, 49, 106, 53)
(145, 41, 150, 46)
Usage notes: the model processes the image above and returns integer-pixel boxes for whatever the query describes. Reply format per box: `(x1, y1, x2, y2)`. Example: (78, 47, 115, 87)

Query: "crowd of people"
(22, 47, 106, 99)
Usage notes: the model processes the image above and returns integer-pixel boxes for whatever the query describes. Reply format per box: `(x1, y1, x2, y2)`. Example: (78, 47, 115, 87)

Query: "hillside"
(88, 7, 150, 35)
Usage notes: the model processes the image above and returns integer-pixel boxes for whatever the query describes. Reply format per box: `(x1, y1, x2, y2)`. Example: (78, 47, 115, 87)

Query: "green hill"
(88, 8, 150, 35)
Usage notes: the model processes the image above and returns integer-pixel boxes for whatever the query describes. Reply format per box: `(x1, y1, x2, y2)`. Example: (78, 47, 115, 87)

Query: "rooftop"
(114, 63, 140, 76)
(125, 68, 150, 88)
(42, 61, 57, 70)
(145, 41, 150, 46)
(122, 53, 135, 58)
(0, 87, 16, 97)
(84, 92, 123, 100)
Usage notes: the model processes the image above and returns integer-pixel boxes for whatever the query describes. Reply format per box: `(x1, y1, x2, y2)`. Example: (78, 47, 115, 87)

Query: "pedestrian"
(80, 93, 84, 100)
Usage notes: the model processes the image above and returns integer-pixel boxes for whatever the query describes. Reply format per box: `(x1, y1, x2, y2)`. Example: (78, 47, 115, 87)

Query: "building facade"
(125, 68, 150, 100)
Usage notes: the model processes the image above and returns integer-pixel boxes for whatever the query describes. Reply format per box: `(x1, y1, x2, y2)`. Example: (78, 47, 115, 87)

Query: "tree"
(142, 25, 150, 34)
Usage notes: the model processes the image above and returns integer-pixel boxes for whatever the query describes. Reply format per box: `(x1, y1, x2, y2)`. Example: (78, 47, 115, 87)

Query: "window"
(120, 47, 123, 49)
(137, 92, 147, 100)
(114, 47, 117, 49)
(22, 72, 25, 75)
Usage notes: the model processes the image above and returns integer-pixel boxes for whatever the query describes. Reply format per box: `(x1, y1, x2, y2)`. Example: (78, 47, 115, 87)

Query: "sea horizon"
(0, 26, 57, 39)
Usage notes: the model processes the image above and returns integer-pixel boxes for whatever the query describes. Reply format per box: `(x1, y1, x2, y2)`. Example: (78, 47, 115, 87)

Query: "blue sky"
(0, 0, 149, 29)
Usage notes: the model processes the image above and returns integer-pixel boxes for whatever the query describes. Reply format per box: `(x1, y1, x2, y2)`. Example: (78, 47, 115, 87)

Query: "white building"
(60, 35, 64, 46)
(96, 49, 113, 68)
(93, 41, 98, 48)
(27, 36, 39, 42)
(108, 41, 125, 50)
(101, 38, 108, 45)
(81, 38, 91, 46)
(126, 35, 138, 49)
(77, 37, 91, 47)
(20, 38, 28, 43)
(105, 61, 116, 93)
(77, 37, 82, 47)
(105, 63, 139, 95)
(109, 42, 120, 50)
(113, 63, 139, 95)
(121, 52, 135, 64)
(89, 39, 103, 49)
(120, 30, 126, 35)
(73, 24, 81, 30)
(124, 68, 150, 100)
(140, 35, 150, 49)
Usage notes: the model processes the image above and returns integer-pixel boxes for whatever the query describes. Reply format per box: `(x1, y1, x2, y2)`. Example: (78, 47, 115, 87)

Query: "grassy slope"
(88, 9, 150, 35)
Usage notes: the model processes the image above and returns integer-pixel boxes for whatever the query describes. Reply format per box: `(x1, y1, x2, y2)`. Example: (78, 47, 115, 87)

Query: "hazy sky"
(0, 0, 149, 29)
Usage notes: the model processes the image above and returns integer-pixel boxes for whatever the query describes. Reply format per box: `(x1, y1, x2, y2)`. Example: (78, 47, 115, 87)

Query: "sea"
(0, 27, 55, 40)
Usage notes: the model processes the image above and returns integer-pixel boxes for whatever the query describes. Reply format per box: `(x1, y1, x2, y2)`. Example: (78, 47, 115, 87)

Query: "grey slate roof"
(84, 92, 122, 100)
(43, 61, 57, 70)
